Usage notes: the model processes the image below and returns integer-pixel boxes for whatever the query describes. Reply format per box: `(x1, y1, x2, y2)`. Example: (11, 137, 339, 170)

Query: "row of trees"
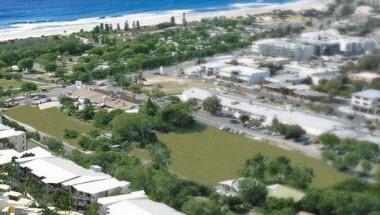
(320, 133, 379, 173)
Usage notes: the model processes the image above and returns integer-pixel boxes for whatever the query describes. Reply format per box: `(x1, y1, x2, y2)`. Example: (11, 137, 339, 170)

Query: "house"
(219, 66, 270, 84)
(349, 72, 380, 83)
(0, 123, 27, 152)
(214, 179, 243, 197)
(97, 191, 184, 215)
(351, 89, 380, 115)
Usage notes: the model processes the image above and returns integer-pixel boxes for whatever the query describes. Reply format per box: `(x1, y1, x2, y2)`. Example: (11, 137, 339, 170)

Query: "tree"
(21, 82, 37, 92)
(79, 104, 95, 120)
(239, 153, 266, 181)
(124, 21, 130, 31)
(319, 133, 340, 148)
(44, 62, 57, 72)
(85, 203, 98, 215)
(63, 129, 79, 139)
(112, 113, 157, 145)
(361, 160, 372, 176)
(202, 96, 222, 115)
(93, 109, 112, 128)
(17, 58, 33, 71)
(46, 138, 64, 154)
(140, 98, 159, 116)
(157, 102, 195, 130)
(182, 198, 222, 215)
(239, 114, 250, 123)
(239, 178, 267, 206)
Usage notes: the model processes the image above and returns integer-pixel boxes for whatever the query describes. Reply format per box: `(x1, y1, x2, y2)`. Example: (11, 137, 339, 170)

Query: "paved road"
(195, 111, 322, 159)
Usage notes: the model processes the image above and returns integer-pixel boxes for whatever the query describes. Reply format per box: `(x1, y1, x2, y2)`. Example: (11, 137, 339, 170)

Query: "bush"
(63, 129, 79, 139)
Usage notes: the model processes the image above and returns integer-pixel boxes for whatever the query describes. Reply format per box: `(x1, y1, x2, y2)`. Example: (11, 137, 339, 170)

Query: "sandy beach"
(0, 0, 331, 42)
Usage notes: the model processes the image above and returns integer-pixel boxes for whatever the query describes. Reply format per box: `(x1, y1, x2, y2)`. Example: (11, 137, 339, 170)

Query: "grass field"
(158, 126, 350, 188)
(5, 106, 91, 147)
(0, 79, 24, 89)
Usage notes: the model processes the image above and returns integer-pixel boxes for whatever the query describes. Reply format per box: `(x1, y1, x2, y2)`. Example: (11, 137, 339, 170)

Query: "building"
(299, 30, 376, 56)
(219, 66, 270, 84)
(15, 151, 130, 210)
(283, 63, 340, 79)
(199, 62, 226, 76)
(349, 72, 380, 83)
(252, 39, 315, 61)
(0, 185, 36, 213)
(361, 0, 380, 7)
(214, 179, 243, 197)
(292, 90, 330, 102)
(264, 73, 306, 85)
(0, 123, 26, 152)
(351, 89, 380, 115)
(97, 191, 183, 215)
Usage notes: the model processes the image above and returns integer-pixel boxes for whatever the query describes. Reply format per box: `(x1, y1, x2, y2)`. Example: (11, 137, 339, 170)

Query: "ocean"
(0, 0, 291, 29)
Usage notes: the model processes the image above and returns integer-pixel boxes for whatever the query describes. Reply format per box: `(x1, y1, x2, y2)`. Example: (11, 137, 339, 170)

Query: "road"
(195, 111, 322, 159)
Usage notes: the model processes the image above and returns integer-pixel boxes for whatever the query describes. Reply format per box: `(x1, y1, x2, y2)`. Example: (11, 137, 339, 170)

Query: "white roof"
(99, 191, 183, 215)
(98, 191, 147, 205)
(0, 124, 11, 131)
(19, 156, 105, 184)
(0, 149, 19, 165)
(352, 89, 380, 99)
(0, 129, 24, 139)
(16, 147, 52, 163)
(73, 178, 129, 195)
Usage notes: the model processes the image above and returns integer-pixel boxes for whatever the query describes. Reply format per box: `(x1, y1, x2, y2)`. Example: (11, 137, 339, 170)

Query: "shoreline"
(0, 0, 330, 42)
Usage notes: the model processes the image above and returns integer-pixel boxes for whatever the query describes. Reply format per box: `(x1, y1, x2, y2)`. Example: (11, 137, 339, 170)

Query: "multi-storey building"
(351, 89, 380, 115)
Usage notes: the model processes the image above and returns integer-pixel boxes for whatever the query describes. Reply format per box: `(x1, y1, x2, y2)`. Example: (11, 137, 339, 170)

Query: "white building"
(0, 123, 26, 152)
(219, 66, 270, 84)
(214, 179, 243, 197)
(252, 39, 315, 61)
(351, 89, 380, 115)
(16, 152, 130, 210)
(97, 191, 183, 215)
(199, 62, 226, 76)
(349, 72, 380, 83)
(299, 30, 376, 56)
(283, 63, 340, 79)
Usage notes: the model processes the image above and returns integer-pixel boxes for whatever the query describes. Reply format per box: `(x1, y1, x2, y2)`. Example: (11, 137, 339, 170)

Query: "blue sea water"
(0, 0, 292, 28)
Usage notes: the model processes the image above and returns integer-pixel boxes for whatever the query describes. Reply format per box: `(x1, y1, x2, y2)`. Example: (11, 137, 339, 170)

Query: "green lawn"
(5, 106, 91, 147)
(158, 126, 350, 188)
(0, 79, 24, 89)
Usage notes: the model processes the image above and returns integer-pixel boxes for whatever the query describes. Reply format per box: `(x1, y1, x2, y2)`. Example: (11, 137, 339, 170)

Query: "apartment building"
(351, 89, 380, 115)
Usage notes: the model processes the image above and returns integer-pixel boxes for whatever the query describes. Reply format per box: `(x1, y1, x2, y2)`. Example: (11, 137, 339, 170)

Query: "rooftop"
(352, 89, 380, 99)
(73, 178, 129, 195)
(98, 191, 183, 215)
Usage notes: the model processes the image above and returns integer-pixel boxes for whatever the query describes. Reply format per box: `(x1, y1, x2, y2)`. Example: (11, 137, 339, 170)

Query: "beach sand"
(0, 0, 331, 42)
